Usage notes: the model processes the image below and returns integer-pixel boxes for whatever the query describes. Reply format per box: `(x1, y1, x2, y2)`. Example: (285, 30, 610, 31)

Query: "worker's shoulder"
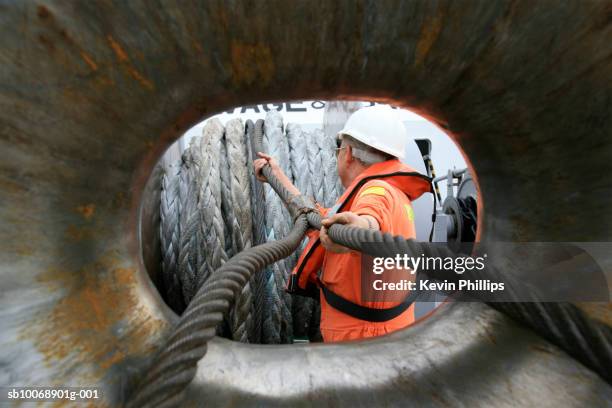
(355, 179, 397, 200)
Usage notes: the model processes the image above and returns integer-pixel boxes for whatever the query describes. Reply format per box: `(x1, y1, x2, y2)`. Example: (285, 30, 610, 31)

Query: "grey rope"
(286, 123, 314, 199)
(219, 134, 234, 258)
(177, 143, 202, 304)
(306, 130, 325, 204)
(262, 111, 293, 343)
(246, 119, 271, 343)
(160, 163, 185, 313)
(225, 118, 254, 343)
(317, 128, 342, 207)
(322, 101, 359, 197)
(261, 119, 284, 344)
(286, 122, 316, 338)
(197, 119, 228, 288)
(127, 216, 310, 407)
(218, 126, 236, 338)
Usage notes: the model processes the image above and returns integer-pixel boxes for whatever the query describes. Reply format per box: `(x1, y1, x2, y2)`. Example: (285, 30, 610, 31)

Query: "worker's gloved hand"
(320, 212, 377, 253)
(254, 152, 281, 183)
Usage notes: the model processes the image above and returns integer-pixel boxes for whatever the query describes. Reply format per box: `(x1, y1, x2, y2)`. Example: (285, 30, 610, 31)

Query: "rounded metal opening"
(139, 100, 479, 341)
(2, 2, 610, 406)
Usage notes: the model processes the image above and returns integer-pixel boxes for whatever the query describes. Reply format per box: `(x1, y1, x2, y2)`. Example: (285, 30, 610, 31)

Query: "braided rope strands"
(197, 118, 229, 289)
(286, 122, 316, 338)
(322, 101, 362, 142)
(286, 123, 314, 199)
(274, 117, 301, 344)
(217, 130, 238, 337)
(225, 118, 254, 343)
(317, 128, 342, 207)
(305, 130, 325, 204)
(177, 142, 203, 305)
(127, 216, 310, 408)
(160, 162, 185, 313)
(259, 112, 290, 343)
(218, 135, 234, 258)
(322, 101, 361, 197)
(245, 120, 268, 343)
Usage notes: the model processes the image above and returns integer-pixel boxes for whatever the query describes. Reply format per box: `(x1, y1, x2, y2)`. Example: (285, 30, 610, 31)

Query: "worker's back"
(319, 179, 417, 342)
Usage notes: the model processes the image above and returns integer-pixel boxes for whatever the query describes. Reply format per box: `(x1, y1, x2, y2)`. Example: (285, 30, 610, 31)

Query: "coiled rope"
(177, 143, 202, 305)
(286, 123, 317, 338)
(261, 111, 294, 343)
(286, 123, 314, 199)
(160, 163, 185, 313)
(317, 128, 342, 207)
(197, 119, 228, 289)
(225, 118, 254, 343)
(245, 119, 268, 343)
(306, 130, 325, 204)
(128, 216, 309, 407)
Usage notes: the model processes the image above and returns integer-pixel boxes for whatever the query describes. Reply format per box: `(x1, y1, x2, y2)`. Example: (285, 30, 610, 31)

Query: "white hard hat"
(338, 105, 407, 160)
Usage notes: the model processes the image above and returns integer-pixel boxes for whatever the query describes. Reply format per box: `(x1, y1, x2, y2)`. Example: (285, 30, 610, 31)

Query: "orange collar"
(338, 160, 431, 204)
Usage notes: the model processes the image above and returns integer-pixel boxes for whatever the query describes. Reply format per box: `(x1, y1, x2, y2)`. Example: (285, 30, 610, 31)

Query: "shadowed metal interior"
(0, 1, 610, 406)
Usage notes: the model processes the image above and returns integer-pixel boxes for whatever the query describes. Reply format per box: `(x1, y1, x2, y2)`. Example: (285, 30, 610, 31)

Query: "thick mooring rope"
(177, 144, 202, 305)
(317, 127, 342, 207)
(197, 119, 228, 289)
(262, 111, 294, 343)
(245, 119, 268, 343)
(306, 129, 325, 204)
(129, 216, 309, 408)
(225, 118, 254, 343)
(286, 123, 314, 199)
(160, 163, 184, 313)
(286, 123, 316, 338)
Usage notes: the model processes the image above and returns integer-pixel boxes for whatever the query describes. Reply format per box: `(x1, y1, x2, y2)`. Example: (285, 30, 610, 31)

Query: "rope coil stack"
(160, 163, 184, 313)
(159, 112, 342, 343)
(225, 118, 254, 343)
(262, 110, 294, 343)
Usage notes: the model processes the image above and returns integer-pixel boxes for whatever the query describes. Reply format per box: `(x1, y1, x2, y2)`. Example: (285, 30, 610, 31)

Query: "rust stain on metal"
(16, 246, 34, 257)
(107, 35, 154, 90)
(0, 177, 25, 194)
(575, 302, 612, 327)
(192, 39, 203, 53)
(126, 64, 154, 90)
(80, 51, 98, 71)
(76, 203, 95, 220)
(107, 36, 129, 63)
(414, 16, 442, 67)
(22, 257, 166, 382)
(510, 214, 531, 239)
(230, 41, 275, 87)
(36, 4, 51, 19)
(38, 34, 55, 52)
(113, 191, 127, 209)
(65, 225, 95, 241)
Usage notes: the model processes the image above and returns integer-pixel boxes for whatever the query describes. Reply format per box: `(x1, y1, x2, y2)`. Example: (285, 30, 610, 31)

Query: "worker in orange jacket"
(254, 106, 432, 342)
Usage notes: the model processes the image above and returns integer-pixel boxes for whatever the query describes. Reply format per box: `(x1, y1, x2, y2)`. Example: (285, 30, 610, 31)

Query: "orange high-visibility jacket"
(287, 159, 432, 342)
